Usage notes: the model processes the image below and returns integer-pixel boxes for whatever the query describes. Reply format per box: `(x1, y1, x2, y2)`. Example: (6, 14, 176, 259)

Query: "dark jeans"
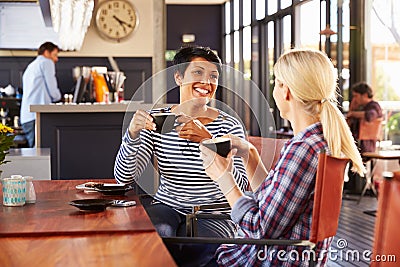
(144, 202, 232, 267)
(21, 120, 35, 148)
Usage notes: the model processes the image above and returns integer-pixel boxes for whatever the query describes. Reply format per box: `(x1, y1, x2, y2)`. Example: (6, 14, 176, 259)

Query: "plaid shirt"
(216, 122, 332, 266)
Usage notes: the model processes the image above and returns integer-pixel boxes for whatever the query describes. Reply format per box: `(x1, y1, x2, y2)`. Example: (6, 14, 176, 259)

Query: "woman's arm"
(201, 141, 321, 239)
(114, 129, 154, 185)
(228, 134, 268, 191)
(225, 120, 249, 192)
(232, 142, 320, 239)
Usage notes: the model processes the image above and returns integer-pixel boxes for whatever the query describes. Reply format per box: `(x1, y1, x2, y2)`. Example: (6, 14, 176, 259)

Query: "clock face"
(95, 0, 138, 42)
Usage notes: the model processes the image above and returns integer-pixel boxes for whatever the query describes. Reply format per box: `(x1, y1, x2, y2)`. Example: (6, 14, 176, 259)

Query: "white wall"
(68, 0, 154, 57)
(0, 0, 155, 58)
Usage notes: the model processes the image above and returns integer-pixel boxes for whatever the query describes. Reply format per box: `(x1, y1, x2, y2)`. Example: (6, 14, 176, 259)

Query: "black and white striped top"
(114, 107, 248, 215)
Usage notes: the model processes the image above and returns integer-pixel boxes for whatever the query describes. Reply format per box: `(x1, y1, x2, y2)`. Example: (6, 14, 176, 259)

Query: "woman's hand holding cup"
(226, 134, 254, 160)
(199, 139, 238, 195)
(176, 114, 212, 143)
(128, 109, 156, 138)
(199, 140, 235, 178)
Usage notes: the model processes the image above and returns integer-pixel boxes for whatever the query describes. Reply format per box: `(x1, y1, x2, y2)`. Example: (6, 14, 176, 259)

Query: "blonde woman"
(200, 49, 364, 266)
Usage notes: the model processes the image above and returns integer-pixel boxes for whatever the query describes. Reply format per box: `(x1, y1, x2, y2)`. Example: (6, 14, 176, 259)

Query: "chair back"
(359, 118, 383, 141)
(310, 153, 350, 243)
(247, 136, 286, 171)
(371, 171, 400, 267)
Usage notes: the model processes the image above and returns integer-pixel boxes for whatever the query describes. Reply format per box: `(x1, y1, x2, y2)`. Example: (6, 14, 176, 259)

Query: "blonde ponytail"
(274, 48, 365, 175)
(320, 100, 365, 175)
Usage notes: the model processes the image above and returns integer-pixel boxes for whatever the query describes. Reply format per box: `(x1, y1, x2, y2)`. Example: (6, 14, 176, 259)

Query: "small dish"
(94, 184, 133, 196)
(69, 199, 114, 211)
(75, 182, 104, 193)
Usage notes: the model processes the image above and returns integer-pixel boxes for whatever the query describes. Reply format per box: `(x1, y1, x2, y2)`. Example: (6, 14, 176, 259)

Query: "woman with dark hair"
(114, 45, 248, 266)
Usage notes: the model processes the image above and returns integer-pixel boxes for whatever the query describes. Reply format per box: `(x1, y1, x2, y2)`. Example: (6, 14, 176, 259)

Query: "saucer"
(69, 199, 114, 211)
(94, 184, 133, 196)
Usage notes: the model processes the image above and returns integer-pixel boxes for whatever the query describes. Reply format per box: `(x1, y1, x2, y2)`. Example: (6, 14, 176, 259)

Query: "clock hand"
(120, 20, 134, 29)
(113, 15, 133, 29)
(113, 15, 127, 33)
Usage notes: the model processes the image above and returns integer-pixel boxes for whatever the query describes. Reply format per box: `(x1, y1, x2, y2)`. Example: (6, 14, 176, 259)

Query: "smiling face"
(175, 57, 219, 106)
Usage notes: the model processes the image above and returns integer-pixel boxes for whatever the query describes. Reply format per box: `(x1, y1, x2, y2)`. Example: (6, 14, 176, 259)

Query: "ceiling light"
(319, 25, 337, 37)
(182, 34, 195, 43)
(49, 0, 94, 51)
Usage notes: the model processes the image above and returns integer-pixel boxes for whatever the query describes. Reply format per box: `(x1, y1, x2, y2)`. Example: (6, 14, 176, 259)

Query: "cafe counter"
(31, 102, 166, 182)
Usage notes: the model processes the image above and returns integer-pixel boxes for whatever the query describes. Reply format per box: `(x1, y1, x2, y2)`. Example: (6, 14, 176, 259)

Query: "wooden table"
(360, 150, 400, 204)
(0, 180, 176, 267)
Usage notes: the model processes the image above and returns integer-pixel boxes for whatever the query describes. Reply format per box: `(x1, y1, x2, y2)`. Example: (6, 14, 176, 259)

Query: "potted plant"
(386, 112, 400, 145)
(0, 123, 15, 173)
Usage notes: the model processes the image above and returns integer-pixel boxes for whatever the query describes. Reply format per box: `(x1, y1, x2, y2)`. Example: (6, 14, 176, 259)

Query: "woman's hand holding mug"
(128, 109, 156, 138)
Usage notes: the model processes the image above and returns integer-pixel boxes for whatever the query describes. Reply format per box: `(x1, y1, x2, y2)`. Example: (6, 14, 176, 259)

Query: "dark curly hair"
(38, 42, 59, 55)
(351, 82, 373, 98)
(172, 45, 222, 77)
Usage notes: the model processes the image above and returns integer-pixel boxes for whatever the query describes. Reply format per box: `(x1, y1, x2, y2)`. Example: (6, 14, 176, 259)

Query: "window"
(369, 0, 400, 102)
(268, 0, 277, 15)
(223, 0, 318, 134)
(256, 0, 265, 20)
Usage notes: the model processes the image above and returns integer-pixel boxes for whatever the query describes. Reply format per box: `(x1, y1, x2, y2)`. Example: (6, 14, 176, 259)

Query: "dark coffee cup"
(201, 137, 231, 158)
(152, 113, 176, 134)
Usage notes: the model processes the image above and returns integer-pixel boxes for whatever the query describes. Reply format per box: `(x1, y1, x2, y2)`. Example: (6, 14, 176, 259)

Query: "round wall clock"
(95, 0, 139, 42)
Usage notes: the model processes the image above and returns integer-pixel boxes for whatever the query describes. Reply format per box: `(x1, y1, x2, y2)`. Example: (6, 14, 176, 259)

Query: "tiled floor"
(327, 195, 378, 267)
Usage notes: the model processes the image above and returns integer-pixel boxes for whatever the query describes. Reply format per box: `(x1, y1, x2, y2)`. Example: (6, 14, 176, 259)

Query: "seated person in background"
(200, 49, 365, 266)
(346, 82, 383, 153)
(114, 45, 248, 266)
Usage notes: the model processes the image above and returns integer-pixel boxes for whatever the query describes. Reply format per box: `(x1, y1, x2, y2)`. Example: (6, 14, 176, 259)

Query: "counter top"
(7, 148, 50, 158)
(30, 101, 168, 113)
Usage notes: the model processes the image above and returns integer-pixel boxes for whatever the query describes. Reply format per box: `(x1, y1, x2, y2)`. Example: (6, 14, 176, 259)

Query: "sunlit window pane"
(243, 0, 251, 26)
(297, 0, 319, 49)
(268, 22, 274, 85)
(256, 0, 265, 20)
(267, 0, 277, 15)
(268, 22, 274, 49)
(225, 35, 231, 64)
(283, 15, 292, 51)
(370, 0, 400, 102)
(342, 0, 350, 43)
(281, 0, 292, 9)
(243, 26, 251, 61)
(243, 26, 251, 80)
(225, 1, 231, 34)
(234, 31, 240, 65)
(234, 0, 239, 30)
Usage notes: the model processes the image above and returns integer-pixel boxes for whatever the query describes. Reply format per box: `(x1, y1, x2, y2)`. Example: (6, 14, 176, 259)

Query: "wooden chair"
(164, 152, 350, 265)
(359, 118, 383, 141)
(247, 136, 287, 170)
(185, 136, 287, 237)
(358, 117, 384, 203)
(371, 171, 400, 267)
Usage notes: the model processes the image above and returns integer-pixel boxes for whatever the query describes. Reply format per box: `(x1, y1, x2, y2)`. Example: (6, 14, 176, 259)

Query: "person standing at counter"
(20, 42, 62, 147)
(114, 46, 248, 266)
